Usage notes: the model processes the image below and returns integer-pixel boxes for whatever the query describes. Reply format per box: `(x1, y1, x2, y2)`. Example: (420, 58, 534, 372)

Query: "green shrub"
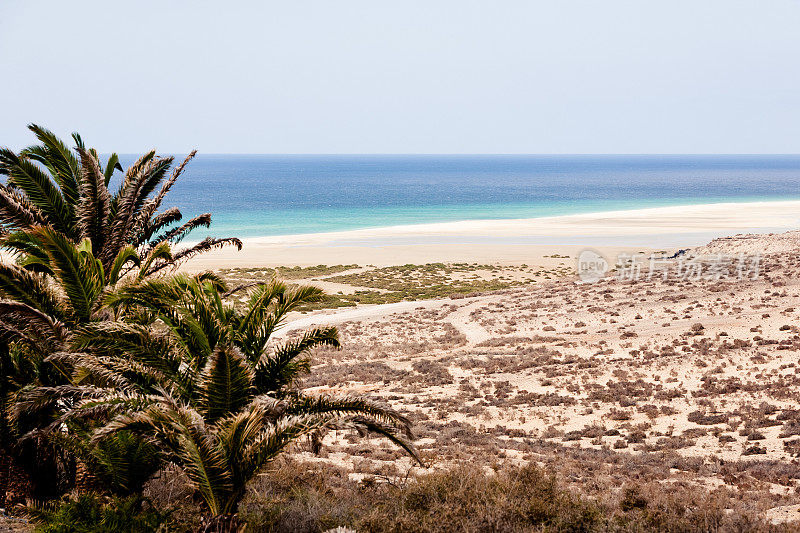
(31, 493, 175, 533)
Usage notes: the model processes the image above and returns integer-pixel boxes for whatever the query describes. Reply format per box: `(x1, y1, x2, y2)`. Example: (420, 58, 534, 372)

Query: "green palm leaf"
(108, 245, 140, 285)
(103, 153, 122, 187)
(22, 124, 81, 210)
(199, 346, 254, 422)
(0, 148, 73, 235)
(253, 326, 339, 392)
(28, 226, 105, 321)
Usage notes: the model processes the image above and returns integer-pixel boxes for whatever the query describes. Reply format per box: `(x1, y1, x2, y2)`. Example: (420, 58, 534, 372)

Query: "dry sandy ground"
(264, 229, 800, 526)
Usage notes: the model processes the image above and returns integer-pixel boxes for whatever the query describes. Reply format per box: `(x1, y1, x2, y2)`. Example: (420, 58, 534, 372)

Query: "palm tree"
(62, 273, 419, 529)
(0, 129, 420, 529)
(0, 124, 241, 273)
(0, 124, 241, 499)
(0, 226, 165, 499)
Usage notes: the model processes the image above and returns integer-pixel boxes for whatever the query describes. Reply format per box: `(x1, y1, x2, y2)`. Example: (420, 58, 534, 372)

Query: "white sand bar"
(186, 201, 800, 268)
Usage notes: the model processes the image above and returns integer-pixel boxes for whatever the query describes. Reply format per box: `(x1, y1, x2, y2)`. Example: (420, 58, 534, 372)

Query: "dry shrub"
(236, 459, 786, 533)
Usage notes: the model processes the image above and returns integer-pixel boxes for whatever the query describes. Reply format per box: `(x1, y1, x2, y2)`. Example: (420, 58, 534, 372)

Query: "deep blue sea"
(118, 155, 800, 239)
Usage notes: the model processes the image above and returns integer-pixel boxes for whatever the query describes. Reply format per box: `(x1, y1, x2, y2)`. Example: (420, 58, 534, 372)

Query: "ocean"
(119, 155, 800, 239)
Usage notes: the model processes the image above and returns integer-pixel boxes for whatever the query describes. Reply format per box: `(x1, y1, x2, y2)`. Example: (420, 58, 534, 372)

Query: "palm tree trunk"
(74, 459, 99, 493)
(0, 342, 10, 507)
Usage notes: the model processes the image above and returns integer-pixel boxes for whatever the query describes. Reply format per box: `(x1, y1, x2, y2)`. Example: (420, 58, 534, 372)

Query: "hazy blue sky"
(1, 1, 799, 153)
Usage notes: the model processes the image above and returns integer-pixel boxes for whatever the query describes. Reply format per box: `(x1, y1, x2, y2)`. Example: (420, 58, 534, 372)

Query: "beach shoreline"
(184, 199, 800, 269)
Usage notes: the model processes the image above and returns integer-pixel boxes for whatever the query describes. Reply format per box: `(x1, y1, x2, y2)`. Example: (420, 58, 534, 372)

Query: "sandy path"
(442, 300, 492, 344)
(294, 279, 392, 295)
(277, 298, 452, 335)
(278, 294, 495, 343)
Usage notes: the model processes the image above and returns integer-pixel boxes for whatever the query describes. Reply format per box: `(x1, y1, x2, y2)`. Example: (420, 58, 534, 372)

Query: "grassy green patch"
(218, 264, 359, 281)
(218, 262, 576, 311)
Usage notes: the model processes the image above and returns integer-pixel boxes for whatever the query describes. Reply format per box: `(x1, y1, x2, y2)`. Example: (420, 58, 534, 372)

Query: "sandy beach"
(186, 200, 800, 269)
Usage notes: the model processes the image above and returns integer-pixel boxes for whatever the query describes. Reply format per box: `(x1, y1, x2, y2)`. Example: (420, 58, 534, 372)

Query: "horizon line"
(108, 152, 800, 157)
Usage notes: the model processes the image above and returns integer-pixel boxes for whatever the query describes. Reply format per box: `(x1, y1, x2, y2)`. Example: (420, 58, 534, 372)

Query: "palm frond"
(76, 147, 112, 252)
(0, 300, 66, 345)
(282, 394, 413, 437)
(106, 154, 172, 264)
(348, 417, 422, 465)
(27, 226, 105, 321)
(104, 274, 219, 365)
(108, 245, 140, 284)
(252, 327, 338, 392)
(96, 400, 232, 515)
(72, 390, 162, 422)
(137, 151, 196, 224)
(103, 153, 122, 186)
(236, 280, 286, 339)
(0, 262, 65, 320)
(149, 237, 242, 274)
(0, 230, 52, 273)
(0, 185, 49, 231)
(136, 242, 172, 280)
(13, 383, 104, 425)
(72, 322, 185, 382)
(235, 413, 330, 494)
(199, 346, 254, 423)
(150, 212, 212, 246)
(0, 148, 73, 235)
(22, 124, 81, 209)
(138, 206, 182, 244)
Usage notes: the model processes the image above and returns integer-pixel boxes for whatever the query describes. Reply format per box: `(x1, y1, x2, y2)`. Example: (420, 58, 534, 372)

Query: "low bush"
(30, 493, 174, 533)
(236, 459, 784, 533)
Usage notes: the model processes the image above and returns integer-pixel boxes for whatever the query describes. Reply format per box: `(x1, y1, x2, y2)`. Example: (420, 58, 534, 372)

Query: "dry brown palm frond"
(150, 150, 197, 213)
(76, 147, 112, 251)
(148, 237, 242, 275)
(0, 184, 49, 230)
(130, 150, 197, 241)
(222, 282, 262, 298)
(0, 300, 67, 344)
(150, 212, 212, 246)
(0, 260, 65, 321)
(106, 151, 166, 261)
(138, 206, 182, 244)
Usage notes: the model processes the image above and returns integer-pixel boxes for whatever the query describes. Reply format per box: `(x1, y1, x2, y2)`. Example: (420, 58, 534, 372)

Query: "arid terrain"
(7, 232, 800, 531)
(209, 231, 800, 527)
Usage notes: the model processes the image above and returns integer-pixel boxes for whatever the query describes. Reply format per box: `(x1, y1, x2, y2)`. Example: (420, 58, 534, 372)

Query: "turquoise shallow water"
(113, 155, 800, 238)
(206, 195, 791, 237)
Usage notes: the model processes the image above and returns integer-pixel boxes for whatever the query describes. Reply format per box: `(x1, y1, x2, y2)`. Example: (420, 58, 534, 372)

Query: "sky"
(1, 0, 799, 154)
